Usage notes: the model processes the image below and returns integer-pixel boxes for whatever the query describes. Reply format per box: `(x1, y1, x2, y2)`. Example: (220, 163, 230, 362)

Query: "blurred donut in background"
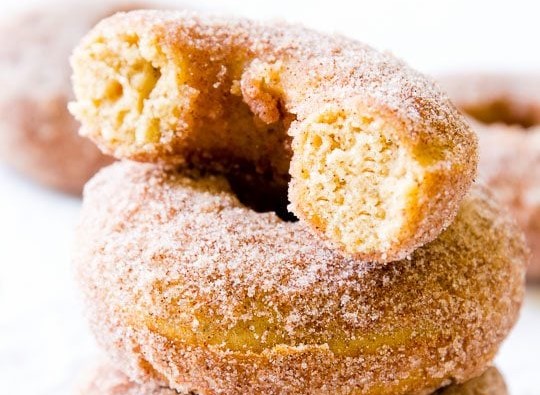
(0, 1, 165, 194)
(439, 73, 540, 281)
(75, 361, 508, 395)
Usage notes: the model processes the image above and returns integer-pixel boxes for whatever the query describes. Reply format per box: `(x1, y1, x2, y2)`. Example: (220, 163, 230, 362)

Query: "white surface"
(3, 0, 540, 74)
(0, 167, 98, 394)
(1, 0, 539, 394)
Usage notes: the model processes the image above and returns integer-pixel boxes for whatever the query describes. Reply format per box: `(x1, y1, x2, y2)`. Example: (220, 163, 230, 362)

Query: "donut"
(0, 1, 148, 193)
(76, 362, 507, 395)
(437, 73, 540, 127)
(69, 10, 478, 262)
(74, 160, 526, 395)
(435, 367, 507, 395)
(438, 73, 540, 280)
(0, 2, 158, 194)
(76, 360, 176, 395)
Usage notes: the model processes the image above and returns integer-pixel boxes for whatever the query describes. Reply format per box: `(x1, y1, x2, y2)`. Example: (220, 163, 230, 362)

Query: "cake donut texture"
(70, 10, 478, 262)
(438, 73, 540, 280)
(0, 1, 138, 193)
(76, 362, 507, 395)
(75, 161, 526, 395)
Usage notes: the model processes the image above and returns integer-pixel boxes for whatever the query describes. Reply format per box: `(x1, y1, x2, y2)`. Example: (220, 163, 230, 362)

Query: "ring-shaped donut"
(70, 11, 478, 261)
(75, 161, 526, 395)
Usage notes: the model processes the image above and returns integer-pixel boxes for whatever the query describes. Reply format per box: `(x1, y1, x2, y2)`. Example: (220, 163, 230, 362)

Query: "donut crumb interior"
(291, 107, 422, 257)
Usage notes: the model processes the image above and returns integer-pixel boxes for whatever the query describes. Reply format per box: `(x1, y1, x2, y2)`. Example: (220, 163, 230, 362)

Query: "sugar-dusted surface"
(71, 10, 477, 160)
(70, 10, 478, 262)
(74, 161, 526, 395)
(0, 1, 539, 394)
(438, 73, 540, 281)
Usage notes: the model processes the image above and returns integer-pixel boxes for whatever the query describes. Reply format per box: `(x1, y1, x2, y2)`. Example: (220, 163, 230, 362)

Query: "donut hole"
(462, 98, 540, 128)
(225, 169, 298, 222)
(290, 106, 423, 256)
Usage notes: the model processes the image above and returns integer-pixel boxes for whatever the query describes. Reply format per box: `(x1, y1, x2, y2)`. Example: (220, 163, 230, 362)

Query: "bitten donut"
(76, 362, 507, 395)
(70, 10, 478, 262)
(74, 161, 526, 395)
(438, 73, 540, 280)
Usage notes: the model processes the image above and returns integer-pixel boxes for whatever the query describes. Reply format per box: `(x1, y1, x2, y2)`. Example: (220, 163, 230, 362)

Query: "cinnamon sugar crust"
(438, 73, 540, 280)
(70, 10, 478, 261)
(75, 161, 526, 395)
(76, 362, 507, 395)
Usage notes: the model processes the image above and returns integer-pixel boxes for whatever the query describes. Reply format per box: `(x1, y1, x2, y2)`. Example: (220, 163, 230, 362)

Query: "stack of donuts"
(71, 10, 528, 395)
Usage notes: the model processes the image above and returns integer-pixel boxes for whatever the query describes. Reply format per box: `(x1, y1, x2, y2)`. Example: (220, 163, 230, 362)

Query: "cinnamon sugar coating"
(76, 362, 507, 395)
(75, 161, 526, 395)
(70, 10, 477, 262)
(438, 73, 540, 280)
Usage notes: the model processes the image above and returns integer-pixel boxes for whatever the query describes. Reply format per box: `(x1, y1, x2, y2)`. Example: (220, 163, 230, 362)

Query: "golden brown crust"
(75, 161, 526, 395)
(70, 10, 477, 261)
(438, 73, 540, 280)
(77, 363, 507, 395)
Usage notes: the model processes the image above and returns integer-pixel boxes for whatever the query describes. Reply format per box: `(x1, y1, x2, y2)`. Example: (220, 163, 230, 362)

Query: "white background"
(1, 0, 539, 394)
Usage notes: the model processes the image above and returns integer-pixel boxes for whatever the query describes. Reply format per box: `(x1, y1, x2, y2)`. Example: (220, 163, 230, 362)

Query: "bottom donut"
(77, 363, 508, 395)
(76, 162, 527, 395)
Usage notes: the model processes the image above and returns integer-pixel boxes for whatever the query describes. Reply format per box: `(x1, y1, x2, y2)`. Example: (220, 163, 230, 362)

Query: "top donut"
(70, 10, 477, 262)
